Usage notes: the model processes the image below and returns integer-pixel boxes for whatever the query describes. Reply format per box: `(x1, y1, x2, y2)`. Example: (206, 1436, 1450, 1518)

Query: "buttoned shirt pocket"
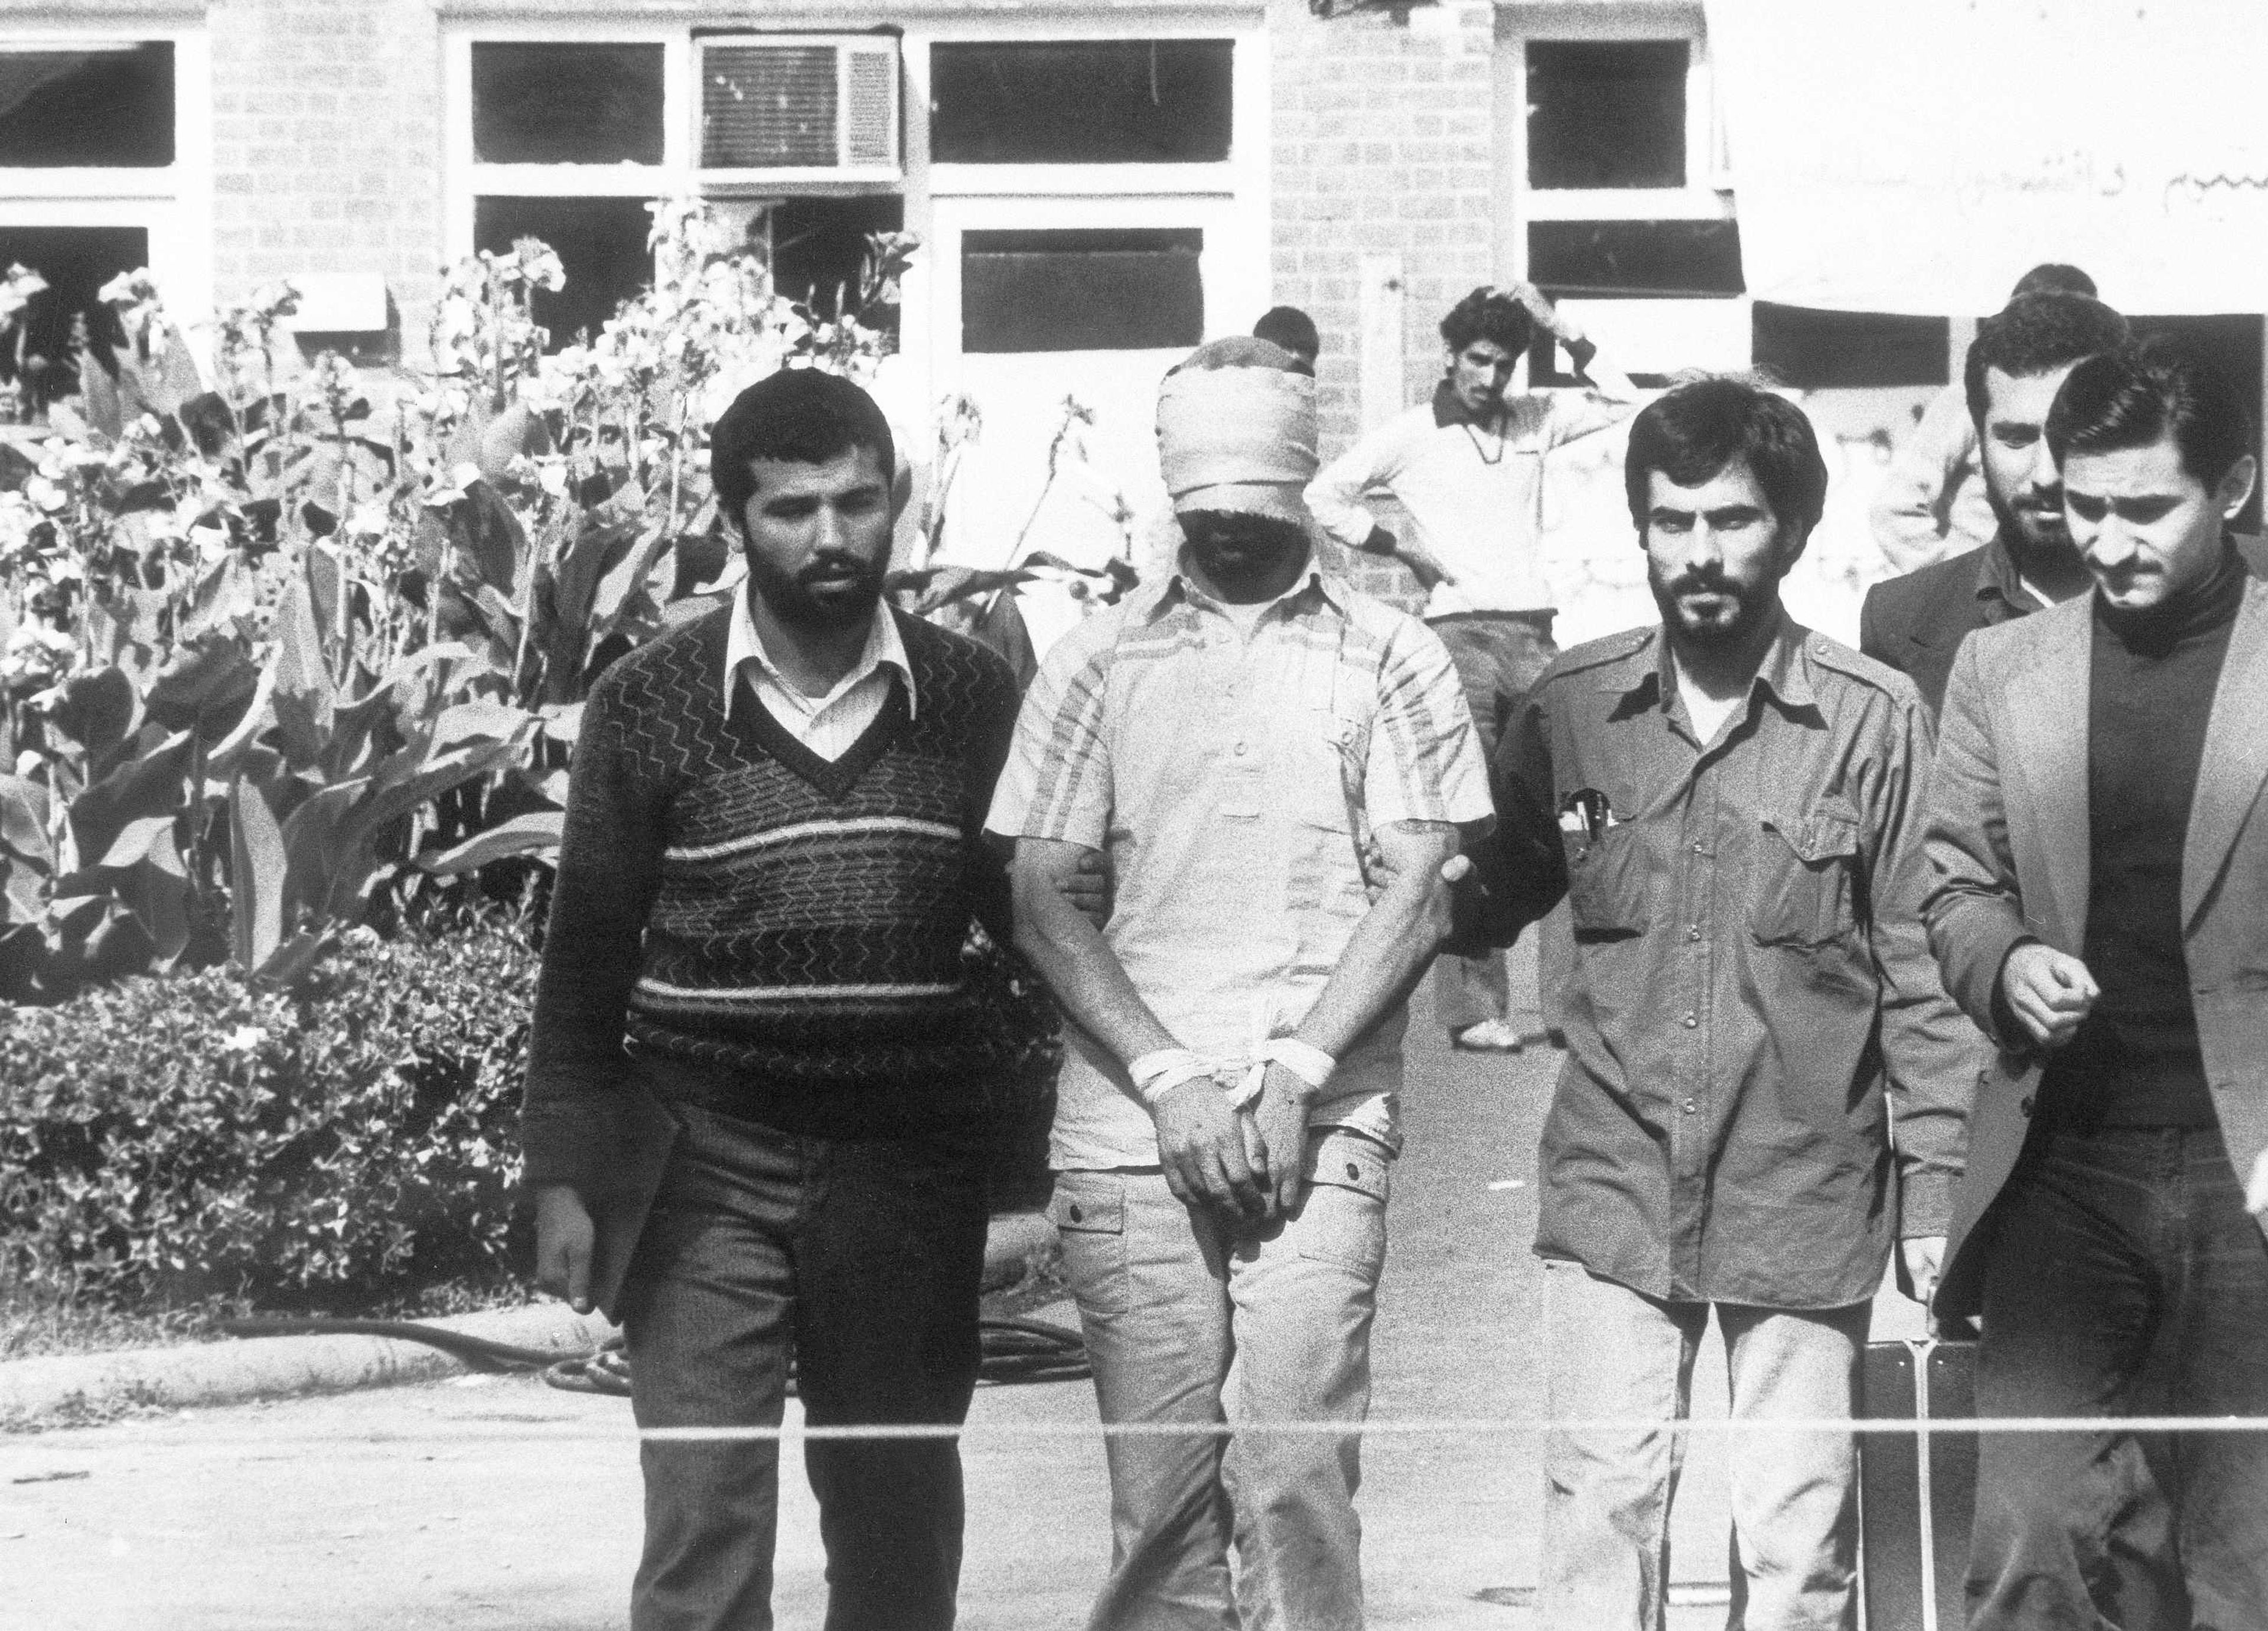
(1286, 704, 1368, 834)
(1566, 826, 1649, 943)
(1292, 1130, 1392, 1275)
(1048, 1173, 1129, 1317)
(1752, 800, 1864, 950)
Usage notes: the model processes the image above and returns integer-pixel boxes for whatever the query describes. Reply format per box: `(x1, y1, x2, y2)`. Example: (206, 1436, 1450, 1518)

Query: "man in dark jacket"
(1923, 340, 2268, 1630)
(1859, 292, 2129, 712)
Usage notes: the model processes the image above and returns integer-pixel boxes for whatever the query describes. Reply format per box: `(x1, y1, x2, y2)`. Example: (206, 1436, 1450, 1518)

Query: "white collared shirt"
(724, 593, 917, 761)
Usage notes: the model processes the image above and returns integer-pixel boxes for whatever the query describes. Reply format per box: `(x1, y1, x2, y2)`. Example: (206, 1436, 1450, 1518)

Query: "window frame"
(442, 9, 1270, 401)
(1493, 3, 1745, 375)
(0, 22, 212, 345)
(443, 22, 692, 269)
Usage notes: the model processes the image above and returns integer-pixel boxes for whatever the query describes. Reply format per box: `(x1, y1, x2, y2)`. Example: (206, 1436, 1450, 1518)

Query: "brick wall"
(1268, 0, 1495, 459)
(207, 0, 443, 354)
(1267, 0, 1497, 605)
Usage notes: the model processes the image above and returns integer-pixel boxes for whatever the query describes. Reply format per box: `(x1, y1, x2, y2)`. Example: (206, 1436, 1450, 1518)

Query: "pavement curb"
(0, 1300, 620, 1428)
(2, 1211, 1060, 1429)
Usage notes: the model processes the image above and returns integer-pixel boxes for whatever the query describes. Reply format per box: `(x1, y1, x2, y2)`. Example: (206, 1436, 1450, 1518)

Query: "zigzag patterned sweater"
(520, 605, 1019, 1189)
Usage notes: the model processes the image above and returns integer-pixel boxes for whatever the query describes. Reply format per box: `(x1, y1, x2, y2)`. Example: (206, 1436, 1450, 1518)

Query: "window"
(474, 197, 655, 347)
(1527, 219, 1741, 300)
(449, 30, 911, 352)
(769, 195, 905, 320)
(1496, 7, 1744, 379)
(0, 43, 174, 168)
(471, 44, 664, 165)
(0, 34, 205, 417)
(1526, 41, 1683, 190)
(1750, 303, 1948, 390)
(960, 228, 1202, 353)
(930, 40, 1233, 165)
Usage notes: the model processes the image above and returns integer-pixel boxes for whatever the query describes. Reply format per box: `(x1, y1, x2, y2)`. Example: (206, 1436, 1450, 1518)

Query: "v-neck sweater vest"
(520, 606, 1019, 1185)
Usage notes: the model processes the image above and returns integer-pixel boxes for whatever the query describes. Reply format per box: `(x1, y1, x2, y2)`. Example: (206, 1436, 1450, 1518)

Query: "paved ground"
(3, 945, 1922, 1630)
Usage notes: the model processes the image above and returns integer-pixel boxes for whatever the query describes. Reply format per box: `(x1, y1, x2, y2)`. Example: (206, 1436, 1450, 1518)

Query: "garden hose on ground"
(219, 1315, 1092, 1398)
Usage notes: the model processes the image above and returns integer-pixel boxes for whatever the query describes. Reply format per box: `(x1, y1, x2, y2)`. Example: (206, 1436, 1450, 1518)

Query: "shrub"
(0, 922, 535, 1310)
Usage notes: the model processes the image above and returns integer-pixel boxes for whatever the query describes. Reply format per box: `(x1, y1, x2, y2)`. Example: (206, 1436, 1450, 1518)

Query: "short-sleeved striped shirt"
(986, 556, 1492, 1170)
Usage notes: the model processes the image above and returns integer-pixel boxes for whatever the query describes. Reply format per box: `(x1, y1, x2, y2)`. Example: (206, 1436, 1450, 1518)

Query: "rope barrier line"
(637, 1414, 2268, 1444)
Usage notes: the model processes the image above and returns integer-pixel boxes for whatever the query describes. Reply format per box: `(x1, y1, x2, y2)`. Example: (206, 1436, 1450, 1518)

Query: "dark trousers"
(623, 1099, 989, 1631)
(1968, 1126, 2268, 1631)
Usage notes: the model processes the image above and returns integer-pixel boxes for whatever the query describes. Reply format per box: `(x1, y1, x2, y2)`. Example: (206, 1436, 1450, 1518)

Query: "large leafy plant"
(0, 201, 913, 1002)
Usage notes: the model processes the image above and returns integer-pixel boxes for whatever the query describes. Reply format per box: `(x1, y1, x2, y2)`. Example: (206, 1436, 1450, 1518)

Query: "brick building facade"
(0, 1, 2019, 639)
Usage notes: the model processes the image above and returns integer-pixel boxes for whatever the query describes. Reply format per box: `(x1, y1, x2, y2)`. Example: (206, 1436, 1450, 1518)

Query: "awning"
(1705, 0, 2268, 315)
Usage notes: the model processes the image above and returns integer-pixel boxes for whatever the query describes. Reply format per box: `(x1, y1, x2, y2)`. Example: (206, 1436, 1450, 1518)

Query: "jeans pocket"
(1049, 1172, 1130, 1317)
(1291, 1134, 1390, 1275)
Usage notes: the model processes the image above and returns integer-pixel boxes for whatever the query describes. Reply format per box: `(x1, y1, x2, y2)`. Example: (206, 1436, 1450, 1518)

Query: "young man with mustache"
(1923, 341, 2268, 1629)
(522, 367, 1024, 1631)
(1860, 291, 2131, 714)
(1308, 284, 1638, 1054)
(1457, 377, 1971, 1631)
(1868, 262, 2102, 574)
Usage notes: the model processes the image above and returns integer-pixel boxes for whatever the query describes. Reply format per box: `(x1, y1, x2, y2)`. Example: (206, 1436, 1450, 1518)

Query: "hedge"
(0, 924, 536, 1310)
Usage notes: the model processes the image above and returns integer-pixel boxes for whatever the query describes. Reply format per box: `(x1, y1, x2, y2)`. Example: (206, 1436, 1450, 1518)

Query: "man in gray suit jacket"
(1924, 340, 2268, 1630)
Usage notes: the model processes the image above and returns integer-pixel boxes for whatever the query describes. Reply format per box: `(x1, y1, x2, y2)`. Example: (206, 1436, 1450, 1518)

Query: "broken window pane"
(0, 43, 174, 168)
(1528, 219, 1742, 298)
(931, 41, 1232, 164)
(474, 197, 653, 349)
(472, 43, 665, 166)
(0, 226, 146, 411)
(962, 229, 1202, 353)
(1526, 40, 1684, 190)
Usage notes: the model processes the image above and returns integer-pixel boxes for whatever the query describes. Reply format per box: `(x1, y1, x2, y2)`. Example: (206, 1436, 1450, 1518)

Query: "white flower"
(23, 475, 66, 513)
(220, 1024, 268, 1054)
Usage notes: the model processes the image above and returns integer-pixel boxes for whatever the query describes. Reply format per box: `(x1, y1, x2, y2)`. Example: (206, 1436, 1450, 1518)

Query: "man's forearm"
(1011, 860, 1181, 1067)
(1291, 824, 1458, 1057)
(1566, 336, 1638, 402)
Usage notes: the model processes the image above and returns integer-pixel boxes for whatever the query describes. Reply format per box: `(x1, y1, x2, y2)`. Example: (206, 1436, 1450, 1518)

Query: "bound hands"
(1153, 1064, 1315, 1226)
(1998, 943, 2099, 1050)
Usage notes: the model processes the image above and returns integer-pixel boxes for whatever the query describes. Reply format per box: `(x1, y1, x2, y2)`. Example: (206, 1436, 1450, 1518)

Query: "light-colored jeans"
(1539, 1258, 1868, 1631)
(1050, 1129, 1392, 1631)
(1430, 611, 1558, 1037)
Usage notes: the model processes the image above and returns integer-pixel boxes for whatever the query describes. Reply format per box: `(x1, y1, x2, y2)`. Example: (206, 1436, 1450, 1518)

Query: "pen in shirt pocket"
(1558, 787, 1615, 846)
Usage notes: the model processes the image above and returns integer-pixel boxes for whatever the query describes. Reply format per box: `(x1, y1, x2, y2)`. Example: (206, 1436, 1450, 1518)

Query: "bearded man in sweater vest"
(523, 367, 1024, 1631)
(993, 338, 1491, 1630)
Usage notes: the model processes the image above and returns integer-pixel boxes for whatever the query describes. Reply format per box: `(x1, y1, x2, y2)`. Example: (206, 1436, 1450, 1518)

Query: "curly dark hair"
(1624, 376, 1829, 543)
(1964, 293, 2129, 428)
(710, 368, 897, 534)
(1439, 287, 1534, 357)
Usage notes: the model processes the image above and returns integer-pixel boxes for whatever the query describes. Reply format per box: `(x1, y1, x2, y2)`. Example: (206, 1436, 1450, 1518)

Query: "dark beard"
(1647, 559, 1777, 653)
(1985, 482, 2078, 578)
(745, 554, 885, 633)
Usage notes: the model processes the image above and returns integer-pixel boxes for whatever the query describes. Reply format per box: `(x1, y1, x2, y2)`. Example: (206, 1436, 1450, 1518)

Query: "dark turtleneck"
(2042, 541, 2249, 1129)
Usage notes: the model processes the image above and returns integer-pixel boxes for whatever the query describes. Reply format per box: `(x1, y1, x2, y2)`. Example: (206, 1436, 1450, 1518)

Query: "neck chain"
(1459, 416, 1506, 466)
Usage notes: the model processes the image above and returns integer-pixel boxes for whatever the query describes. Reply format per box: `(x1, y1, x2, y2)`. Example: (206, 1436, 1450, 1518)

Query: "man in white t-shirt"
(1308, 284, 1637, 1051)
